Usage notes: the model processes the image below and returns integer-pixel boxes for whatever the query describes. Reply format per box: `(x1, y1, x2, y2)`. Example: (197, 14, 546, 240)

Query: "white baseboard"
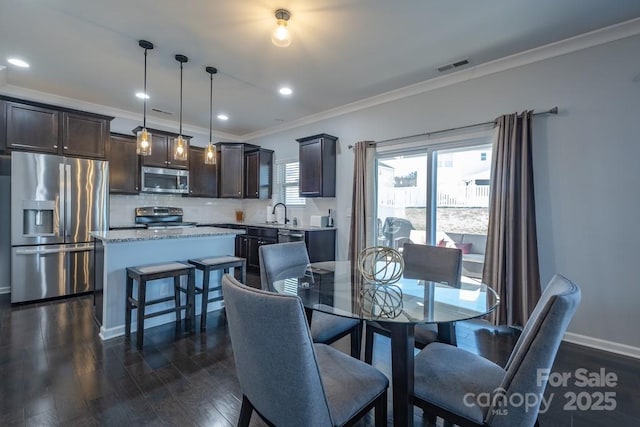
(99, 325, 126, 341)
(99, 305, 225, 341)
(0, 286, 10, 295)
(564, 332, 640, 360)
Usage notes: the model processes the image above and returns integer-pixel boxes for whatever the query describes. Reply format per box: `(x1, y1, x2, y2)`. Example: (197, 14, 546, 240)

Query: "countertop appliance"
(141, 166, 189, 194)
(11, 152, 109, 303)
(135, 207, 197, 229)
(309, 215, 329, 227)
(277, 229, 305, 243)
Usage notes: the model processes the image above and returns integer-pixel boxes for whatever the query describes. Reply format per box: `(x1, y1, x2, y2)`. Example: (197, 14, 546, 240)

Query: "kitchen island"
(90, 227, 245, 340)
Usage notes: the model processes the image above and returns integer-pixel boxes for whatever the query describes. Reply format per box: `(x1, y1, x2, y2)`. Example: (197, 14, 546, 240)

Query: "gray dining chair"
(221, 274, 389, 427)
(259, 241, 363, 358)
(364, 243, 463, 364)
(412, 274, 581, 427)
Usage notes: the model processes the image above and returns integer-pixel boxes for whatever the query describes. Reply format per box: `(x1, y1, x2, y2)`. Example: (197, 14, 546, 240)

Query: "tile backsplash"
(109, 194, 337, 228)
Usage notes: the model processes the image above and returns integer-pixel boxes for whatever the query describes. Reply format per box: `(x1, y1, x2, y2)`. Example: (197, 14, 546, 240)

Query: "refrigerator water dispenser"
(22, 200, 56, 237)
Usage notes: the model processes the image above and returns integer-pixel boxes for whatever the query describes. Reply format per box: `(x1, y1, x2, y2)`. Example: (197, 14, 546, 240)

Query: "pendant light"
(173, 54, 188, 161)
(136, 40, 154, 156)
(204, 66, 218, 165)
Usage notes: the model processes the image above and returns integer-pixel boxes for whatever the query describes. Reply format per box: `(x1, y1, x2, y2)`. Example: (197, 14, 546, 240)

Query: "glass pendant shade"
(136, 128, 152, 155)
(204, 142, 216, 165)
(173, 135, 188, 161)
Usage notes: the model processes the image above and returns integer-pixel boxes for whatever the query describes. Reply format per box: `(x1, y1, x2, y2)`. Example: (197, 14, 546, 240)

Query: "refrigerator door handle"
(58, 163, 65, 238)
(65, 164, 71, 240)
(14, 244, 94, 256)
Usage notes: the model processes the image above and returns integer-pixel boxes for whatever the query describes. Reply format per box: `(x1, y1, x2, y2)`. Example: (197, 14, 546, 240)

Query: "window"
(275, 160, 306, 206)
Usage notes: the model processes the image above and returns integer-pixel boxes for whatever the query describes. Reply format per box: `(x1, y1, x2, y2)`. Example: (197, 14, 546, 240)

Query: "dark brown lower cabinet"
(246, 227, 278, 270)
(214, 224, 335, 271)
(305, 230, 336, 263)
(235, 234, 248, 259)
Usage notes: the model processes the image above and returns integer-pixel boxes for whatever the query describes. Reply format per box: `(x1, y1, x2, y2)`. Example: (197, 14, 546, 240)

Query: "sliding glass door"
(375, 137, 492, 280)
(376, 153, 428, 249)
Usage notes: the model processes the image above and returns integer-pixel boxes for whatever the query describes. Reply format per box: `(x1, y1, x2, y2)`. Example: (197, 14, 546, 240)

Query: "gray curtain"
(348, 141, 375, 264)
(483, 111, 541, 327)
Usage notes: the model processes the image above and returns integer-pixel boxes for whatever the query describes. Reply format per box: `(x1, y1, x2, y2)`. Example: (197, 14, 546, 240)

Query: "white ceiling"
(1, 0, 640, 139)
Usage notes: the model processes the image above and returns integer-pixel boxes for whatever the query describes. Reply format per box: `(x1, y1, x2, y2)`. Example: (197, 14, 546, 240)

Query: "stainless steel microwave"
(141, 166, 189, 194)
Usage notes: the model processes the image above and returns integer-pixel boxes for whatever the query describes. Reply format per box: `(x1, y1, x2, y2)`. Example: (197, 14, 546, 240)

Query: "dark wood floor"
(1, 275, 638, 426)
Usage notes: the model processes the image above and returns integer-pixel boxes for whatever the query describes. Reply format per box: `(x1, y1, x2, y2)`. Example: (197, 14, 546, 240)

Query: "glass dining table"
(271, 260, 500, 427)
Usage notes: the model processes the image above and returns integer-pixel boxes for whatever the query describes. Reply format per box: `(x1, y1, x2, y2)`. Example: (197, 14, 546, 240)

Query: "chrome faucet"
(272, 203, 288, 224)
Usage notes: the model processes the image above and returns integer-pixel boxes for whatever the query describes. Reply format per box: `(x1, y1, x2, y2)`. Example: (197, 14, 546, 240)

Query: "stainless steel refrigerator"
(11, 151, 109, 303)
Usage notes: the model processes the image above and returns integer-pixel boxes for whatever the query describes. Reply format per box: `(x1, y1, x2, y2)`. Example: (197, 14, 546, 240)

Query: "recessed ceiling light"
(217, 114, 229, 121)
(279, 87, 293, 96)
(8, 58, 29, 68)
(135, 92, 149, 100)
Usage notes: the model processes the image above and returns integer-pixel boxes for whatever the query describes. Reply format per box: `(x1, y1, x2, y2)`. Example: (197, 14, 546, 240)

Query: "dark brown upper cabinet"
(1, 97, 112, 159)
(217, 143, 244, 198)
(188, 146, 218, 198)
(4, 101, 59, 154)
(108, 133, 139, 194)
(216, 142, 260, 198)
(244, 148, 273, 199)
(296, 133, 337, 197)
(134, 126, 190, 170)
(62, 111, 109, 158)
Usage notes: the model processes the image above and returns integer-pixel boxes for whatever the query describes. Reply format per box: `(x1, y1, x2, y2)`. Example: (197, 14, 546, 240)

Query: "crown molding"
(0, 84, 239, 141)
(241, 17, 640, 141)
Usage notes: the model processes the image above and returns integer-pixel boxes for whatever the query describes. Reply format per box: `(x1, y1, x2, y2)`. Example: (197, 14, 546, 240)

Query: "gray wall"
(250, 35, 640, 348)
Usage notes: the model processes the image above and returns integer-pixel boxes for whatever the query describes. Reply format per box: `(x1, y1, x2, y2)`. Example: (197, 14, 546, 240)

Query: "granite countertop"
(90, 226, 245, 243)
(198, 221, 336, 232)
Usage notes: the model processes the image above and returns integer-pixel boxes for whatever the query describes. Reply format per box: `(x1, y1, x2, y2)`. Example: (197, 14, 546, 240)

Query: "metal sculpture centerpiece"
(357, 247, 404, 319)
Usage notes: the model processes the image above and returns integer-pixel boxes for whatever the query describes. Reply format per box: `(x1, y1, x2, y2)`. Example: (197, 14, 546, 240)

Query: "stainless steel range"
(135, 207, 197, 229)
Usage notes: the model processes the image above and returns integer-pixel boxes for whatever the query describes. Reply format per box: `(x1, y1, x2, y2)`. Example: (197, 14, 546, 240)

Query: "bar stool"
(188, 255, 247, 330)
(125, 261, 195, 349)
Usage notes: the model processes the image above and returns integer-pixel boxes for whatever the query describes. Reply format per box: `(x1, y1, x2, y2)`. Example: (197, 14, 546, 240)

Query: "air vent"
(437, 58, 470, 73)
(151, 108, 173, 115)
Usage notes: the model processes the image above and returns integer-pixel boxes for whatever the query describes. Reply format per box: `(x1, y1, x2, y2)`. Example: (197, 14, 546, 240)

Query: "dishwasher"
(277, 229, 305, 243)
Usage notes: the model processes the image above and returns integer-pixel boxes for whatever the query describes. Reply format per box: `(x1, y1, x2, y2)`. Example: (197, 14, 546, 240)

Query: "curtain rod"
(348, 107, 558, 149)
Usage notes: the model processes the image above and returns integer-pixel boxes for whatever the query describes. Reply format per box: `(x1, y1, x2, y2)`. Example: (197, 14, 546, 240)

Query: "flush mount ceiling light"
(204, 66, 218, 165)
(7, 58, 29, 68)
(136, 40, 154, 156)
(271, 9, 291, 47)
(217, 114, 229, 121)
(279, 86, 293, 96)
(135, 92, 149, 100)
(173, 54, 189, 162)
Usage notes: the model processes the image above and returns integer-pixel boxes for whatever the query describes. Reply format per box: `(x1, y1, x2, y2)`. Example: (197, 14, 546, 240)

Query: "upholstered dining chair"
(221, 274, 389, 427)
(259, 241, 363, 358)
(412, 274, 581, 427)
(364, 243, 463, 364)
